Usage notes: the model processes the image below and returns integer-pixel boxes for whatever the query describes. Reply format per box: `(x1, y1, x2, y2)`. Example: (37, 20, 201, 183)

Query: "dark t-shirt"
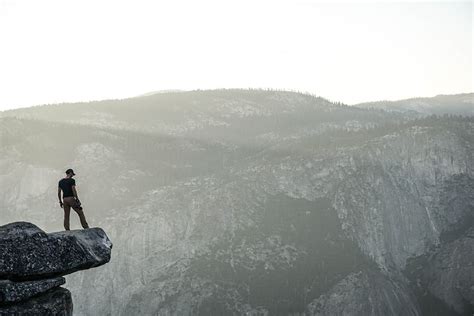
(59, 178, 76, 198)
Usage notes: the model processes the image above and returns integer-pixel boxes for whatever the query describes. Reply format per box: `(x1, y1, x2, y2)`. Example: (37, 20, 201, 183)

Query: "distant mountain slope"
(354, 93, 474, 116)
(0, 89, 404, 142)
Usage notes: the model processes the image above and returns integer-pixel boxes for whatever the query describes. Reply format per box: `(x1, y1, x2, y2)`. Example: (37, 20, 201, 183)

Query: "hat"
(65, 168, 76, 176)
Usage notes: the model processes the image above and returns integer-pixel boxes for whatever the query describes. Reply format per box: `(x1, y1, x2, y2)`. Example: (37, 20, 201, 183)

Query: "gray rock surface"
(333, 127, 473, 270)
(422, 227, 474, 314)
(0, 277, 65, 304)
(0, 222, 112, 280)
(306, 270, 421, 316)
(0, 287, 72, 316)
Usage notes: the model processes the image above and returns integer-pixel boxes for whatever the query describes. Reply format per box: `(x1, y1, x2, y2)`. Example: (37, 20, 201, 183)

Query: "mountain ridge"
(355, 92, 473, 116)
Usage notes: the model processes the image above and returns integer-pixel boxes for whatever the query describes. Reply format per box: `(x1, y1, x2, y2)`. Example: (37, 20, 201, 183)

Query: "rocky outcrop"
(306, 270, 421, 316)
(0, 287, 73, 316)
(0, 277, 65, 304)
(0, 222, 112, 315)
(0, 222, 112, 280)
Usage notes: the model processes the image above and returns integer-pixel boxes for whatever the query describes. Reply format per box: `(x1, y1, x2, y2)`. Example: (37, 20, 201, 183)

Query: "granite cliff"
(0, 90, 472, 315)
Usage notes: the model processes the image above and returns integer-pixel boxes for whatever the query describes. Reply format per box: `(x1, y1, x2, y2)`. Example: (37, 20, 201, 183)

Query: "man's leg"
(63, 204, 71, 231)
(73, 208, 89, 229)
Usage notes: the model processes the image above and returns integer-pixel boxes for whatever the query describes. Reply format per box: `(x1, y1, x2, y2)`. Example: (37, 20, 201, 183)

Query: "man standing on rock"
(58, 169, 89, 230)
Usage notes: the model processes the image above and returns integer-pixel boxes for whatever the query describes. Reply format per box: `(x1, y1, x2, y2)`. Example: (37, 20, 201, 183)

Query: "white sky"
(0, 0, 472, 110)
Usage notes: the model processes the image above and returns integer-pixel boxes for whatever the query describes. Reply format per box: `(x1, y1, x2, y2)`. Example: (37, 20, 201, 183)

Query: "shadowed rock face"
(0, 277, 65, 304)
(0, 222, 112, 280)
(421, 227, 474, 314)
(306, 270, 420, 316)
(0, 287, 73, 316)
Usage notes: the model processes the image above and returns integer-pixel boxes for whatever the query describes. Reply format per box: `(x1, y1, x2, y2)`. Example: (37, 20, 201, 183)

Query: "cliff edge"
(0, 222, 113, 315)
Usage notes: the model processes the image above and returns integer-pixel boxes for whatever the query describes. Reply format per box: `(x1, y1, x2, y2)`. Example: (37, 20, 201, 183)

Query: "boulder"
(0, 287, 72, 316)
(0, 277, 65, 304)
(0, 222, 112, 280)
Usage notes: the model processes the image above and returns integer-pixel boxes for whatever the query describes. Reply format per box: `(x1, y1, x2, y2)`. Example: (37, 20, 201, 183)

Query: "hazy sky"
(0, 0, 472, 110)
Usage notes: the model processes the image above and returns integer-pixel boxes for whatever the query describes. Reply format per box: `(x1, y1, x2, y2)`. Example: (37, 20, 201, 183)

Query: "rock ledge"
(0, 222, 113, 315)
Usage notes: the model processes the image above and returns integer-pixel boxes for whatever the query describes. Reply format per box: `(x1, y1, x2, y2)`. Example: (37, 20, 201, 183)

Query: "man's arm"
(58, 187, 63, 208)
(72, 186, 79, 201)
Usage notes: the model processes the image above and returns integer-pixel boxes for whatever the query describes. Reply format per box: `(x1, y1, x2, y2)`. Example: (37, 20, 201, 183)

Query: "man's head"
(65, 168, 76, 177)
